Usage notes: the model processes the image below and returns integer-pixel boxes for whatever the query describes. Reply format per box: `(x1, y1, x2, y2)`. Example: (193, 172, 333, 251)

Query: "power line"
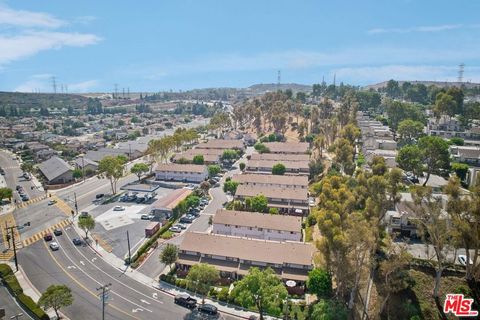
(277, 70, 281, 91)
(51, 76, 57, 94)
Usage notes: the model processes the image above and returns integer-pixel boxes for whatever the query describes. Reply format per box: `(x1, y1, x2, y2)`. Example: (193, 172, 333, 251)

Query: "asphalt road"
(18, 224, 236, 320)
(0, 285, 31, 320)
(0, 150, 43, 203)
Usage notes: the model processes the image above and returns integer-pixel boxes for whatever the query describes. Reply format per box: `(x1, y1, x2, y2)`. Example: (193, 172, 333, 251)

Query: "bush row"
(0, 264, 49, 320)
(129, 221, 173, 267)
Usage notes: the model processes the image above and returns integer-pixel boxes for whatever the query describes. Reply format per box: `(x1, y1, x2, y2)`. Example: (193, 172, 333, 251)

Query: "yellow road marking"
(22, 219, 71, 247)
(43, 241, 138, 320)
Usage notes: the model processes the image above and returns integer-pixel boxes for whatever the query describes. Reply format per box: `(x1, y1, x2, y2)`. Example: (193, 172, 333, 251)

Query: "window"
(258, 228, 263, 231)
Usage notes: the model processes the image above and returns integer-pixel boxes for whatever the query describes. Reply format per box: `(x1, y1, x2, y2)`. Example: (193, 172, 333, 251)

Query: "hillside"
(364, 80, 480, 90)
(0, 92, 90, 110)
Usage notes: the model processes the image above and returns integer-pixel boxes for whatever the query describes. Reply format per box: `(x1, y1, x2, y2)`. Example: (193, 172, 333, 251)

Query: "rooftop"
(232, 173, 308, 187)
(250, 153, 310, 162)
(195, 139, 245, 150)
(37, 156, 73, 181)
(213, 209, 302, 232)
(235, 184, 308, 201)
(263, 142, 309, 154)
(180, 232, 314, 266)
(155, 163, 207, 173)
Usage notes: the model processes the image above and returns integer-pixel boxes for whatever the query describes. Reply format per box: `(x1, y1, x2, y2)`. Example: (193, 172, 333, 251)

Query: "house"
(85, 147, 142, 163)
(231, 173, 308, 189)
(37, 156, 74, 184)
(246, 159, 309, 176)
(450, 146, 480, 166)
(195, 139, 245, 151)
(155, 163, 208, 183)
(234, 184, 309, 215)
(151, 188, 192, 220)
(222, 131, 243, 140)
(35, 148, 56, 162)
(249, 153, 310, 162)
(177, 232, 314, 288)
(362, 137, 397, 152)
(263, 142, 309, 154)
(74, 157, 99, 173)
(212, 209, 302, 241)
(364, 149, 397, 168)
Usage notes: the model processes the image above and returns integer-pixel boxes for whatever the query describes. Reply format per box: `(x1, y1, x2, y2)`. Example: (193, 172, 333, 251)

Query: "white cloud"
(68, 80, 99, 92)
(367, 24, 480, 35)
(0, 4, 65, 28)
(331, 65, 480, 84)
(0, 31, 101, 66)
(14, 75, 99, 93)
(74, 15, 96, 25)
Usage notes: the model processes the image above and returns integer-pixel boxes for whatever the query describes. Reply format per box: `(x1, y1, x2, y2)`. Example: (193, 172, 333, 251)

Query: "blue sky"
(0, 0, 479, 92)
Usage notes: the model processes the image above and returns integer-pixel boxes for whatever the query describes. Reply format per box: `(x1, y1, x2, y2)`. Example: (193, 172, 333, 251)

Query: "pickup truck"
(174, 294, 197, 309)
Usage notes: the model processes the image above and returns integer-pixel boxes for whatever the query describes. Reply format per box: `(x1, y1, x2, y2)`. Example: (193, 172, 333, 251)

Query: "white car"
(113, 205, 125, 211)
(458, 255, 473, 266)
(49, 242, 60, 251)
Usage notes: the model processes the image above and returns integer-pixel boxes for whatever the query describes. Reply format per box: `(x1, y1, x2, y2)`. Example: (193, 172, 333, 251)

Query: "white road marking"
(91, 257, 97, 263)
(152, 293, 158, 299)
(80, 260, 85, 266)
(140, 299, 150, 305)
(67, 265, 77, 269)
(132, 308, 143, 313)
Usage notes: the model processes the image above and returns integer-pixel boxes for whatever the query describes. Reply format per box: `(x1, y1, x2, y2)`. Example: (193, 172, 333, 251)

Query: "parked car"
(72, 238, 83, 246)
(95, 193, 105, 199)
(136, 196, 145, 203)
(80, 211, 89, 218)
(458, 255, 473, 266)
(53, 228, 62, 236)
(48, 200, 57, 206)
(49, 242, 59, 251)
(175, 224, 187, 230)
(141, 214, 154, 220)
(21, 195, 29, 201)
(174, 294, 197, 309)
(113, 206, 125, 211)
(186, 214, 196, 220)
(44, 233, 53, 241)
(15, 185, 22, 191)
(197, 304, 218, 315)
(169, 225, 182, 233)
(180, 216, 193, 224)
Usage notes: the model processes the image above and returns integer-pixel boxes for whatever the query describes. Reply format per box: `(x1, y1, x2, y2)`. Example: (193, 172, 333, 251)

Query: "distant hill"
(364, 80, 480, 90)
(0, 92, 90, 110)
(248, 83, 312, 93)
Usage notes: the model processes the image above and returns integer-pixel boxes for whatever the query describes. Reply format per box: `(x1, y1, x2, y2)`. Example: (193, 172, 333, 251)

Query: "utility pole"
(74, 192, 78, 216)
(6, 226, 18, 272)
(97, 284, 111, 320)
(51, 76, 57, 94)
(126, 231, 131, 265)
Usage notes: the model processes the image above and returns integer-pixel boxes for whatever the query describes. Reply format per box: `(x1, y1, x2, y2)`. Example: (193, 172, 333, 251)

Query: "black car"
(174, 294, 197, 309)
(198, 304, 218, 315)
(180, 216, 193, 224)
(43, 233, 53, 241)
(72, 238, 83, 246)
(53, 228, 62, 236)
(95, 193, 105, 199)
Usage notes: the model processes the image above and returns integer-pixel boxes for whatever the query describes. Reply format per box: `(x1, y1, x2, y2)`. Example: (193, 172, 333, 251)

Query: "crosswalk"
(22, 219, 71, 247)
(0, 212, 21, 248)
(0, 251, 14, 261)
(16, 195, 46, 208)
(52, 195, 75, 216)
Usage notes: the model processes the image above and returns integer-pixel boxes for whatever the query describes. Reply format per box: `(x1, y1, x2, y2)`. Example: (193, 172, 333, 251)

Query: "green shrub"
(18, 293, 49, 320)
(217, 287, 230, 302)
(5, 275, 23, 295)
(160, 274, 176, 285)
(454, 284, 473, 297)
(209, 288, 217, 298)
(0, 263, 13, 277)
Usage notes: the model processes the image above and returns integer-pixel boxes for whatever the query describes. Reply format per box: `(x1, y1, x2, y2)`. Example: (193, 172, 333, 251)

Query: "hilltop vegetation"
(0, 92, 89, 115)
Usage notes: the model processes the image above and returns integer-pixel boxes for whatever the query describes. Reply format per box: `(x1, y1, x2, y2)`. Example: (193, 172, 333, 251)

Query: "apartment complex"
(154, 163, 208, 182)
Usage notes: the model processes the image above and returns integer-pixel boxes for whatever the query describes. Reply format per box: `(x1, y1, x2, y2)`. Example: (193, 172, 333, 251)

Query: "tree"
(38, 284, 73, 319)
(160, 244, 178, 271)
(369, 156, 387, 176)
(245, 194, 268, 213)
(418, 136, 450, 186)
(72, 168, 83, 179)
(0, 187, 13, 201)
(231, 267, 288, 320)
(130, 163, 149, 181)
(307, 268, 332, 298)
(409, 186, 453, 305)
(207, 165, 221, 178)
(272, 163, 286, 175)
(434, 92, 457, 119)
(223, 180, 239, 195)
(340, 124, 360, 145)
(192, 154, 204, 165)
(387, 168, 403, 209)
(332, 138, 354, 175)
(254, 143, 269, 154)
(449, 137, 464, 146)
(397, 119, 424, 145)
(221, 149, 239, 161)
(97, 155, 127, 194)
(239, 162, 246, 171)
(396, 144, 423, 178)
(385, 79, 401, 98)
(186, 263, 219, 303)
(78, 214, 95, 239)
(451, 162, 469, 181)
(310, 299, 348, 320)
(20, 162, 34, 173)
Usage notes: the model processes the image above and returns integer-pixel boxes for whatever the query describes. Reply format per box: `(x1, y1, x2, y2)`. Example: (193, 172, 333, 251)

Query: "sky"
(0, 0, 480, 93)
